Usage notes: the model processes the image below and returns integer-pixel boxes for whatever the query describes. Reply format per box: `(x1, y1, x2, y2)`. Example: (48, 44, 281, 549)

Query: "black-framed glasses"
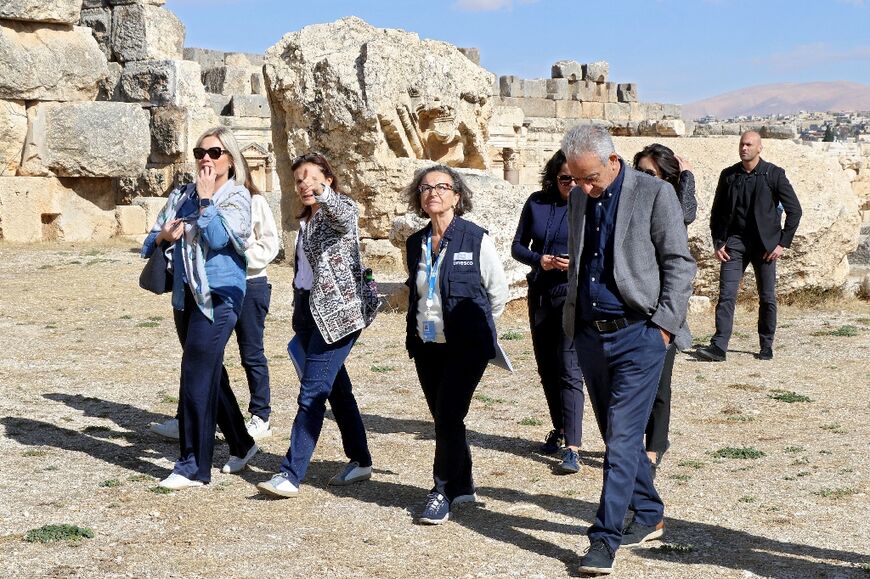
(557, 175, 580, 185)
(193, 147, 228, 160)
(418, 183, 454, 195)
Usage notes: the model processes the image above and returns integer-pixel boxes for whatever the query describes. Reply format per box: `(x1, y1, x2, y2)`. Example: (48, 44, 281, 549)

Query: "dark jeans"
(645, 343, 677, 456)
(236, 277, 272, 420)
(712, 235, 778, 351)
(172, 290, 254, 483)
(413, 341, 489, 501)
(574, 319, 666, 554)
(279, 290, 370, 486)
(528, 287, 584, 447)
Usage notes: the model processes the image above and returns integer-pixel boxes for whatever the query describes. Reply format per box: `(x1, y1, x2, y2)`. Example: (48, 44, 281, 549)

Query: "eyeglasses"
(557, 175, 581, 185)
(193, 147, 228, 160)
(418, 183, 454, 195)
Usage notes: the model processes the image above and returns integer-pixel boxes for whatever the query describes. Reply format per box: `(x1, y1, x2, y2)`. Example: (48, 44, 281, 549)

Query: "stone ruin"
(0, 6, 865, 298)
(0, 0, 279, 244)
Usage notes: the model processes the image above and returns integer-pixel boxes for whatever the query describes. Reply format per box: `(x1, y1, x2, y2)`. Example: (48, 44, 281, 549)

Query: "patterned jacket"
(298, 185, 372, 344)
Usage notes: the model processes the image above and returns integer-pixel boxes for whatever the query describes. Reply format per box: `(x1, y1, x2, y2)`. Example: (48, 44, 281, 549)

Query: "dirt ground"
(0, 242, 868, 578)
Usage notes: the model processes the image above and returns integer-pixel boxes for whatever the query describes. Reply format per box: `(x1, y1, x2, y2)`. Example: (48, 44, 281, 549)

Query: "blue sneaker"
(557, 448, 580, 474)
(579, 539, 615, 575)
(418, 491, 450, 525)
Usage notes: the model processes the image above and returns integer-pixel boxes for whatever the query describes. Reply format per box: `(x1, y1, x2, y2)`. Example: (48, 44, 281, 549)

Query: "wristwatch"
(199, 198, 212, 208)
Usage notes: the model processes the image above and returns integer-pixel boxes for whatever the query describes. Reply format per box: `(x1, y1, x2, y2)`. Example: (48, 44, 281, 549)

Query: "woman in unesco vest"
(403, 165, 509, 525)
(141, 126, 257, 490)
(256, 152, 377, 498)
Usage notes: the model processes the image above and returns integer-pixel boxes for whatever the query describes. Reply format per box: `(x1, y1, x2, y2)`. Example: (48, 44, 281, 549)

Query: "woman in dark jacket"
(511, 150, 585, 474)
(403, 165, 508, 525)
(632, 143, 697, 477)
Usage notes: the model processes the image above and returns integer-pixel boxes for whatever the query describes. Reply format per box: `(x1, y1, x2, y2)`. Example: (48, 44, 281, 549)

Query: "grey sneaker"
(451, 492, 478, 507)
(328, 461, 372, 486)
(245, 415, 272, 439)
(418, 491, 450, 525)
(256, 472, 299, 498)
(150, 418, 179, 440)
(221, 443, 258, 474)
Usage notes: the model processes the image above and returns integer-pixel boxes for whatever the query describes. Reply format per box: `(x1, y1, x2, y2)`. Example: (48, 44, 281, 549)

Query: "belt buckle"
(592, 320, 609, 332)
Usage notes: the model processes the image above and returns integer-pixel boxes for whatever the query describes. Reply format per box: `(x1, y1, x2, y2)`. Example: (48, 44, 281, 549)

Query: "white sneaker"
(328, 461, 372, 486)
(158, 473, 204, 490)
(221, 443, 258, 474)
(451, 492, 478, 506)
(245, 415, 272, 440)
(150, 418, 179, 440)
(256, 473, 299, 498)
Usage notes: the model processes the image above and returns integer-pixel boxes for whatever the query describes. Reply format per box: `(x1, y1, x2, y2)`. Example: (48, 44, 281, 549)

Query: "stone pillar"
(502, 148, 519, 185)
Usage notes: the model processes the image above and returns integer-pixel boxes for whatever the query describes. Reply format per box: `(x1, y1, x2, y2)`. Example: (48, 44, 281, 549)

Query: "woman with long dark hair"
(257, 152, 377, 498)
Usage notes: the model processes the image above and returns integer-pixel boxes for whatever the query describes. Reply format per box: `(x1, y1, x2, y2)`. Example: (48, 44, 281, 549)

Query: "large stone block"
(150, 107, 186, 162)
(546, 78, 570, 100)
(0, 22, 107, 101)
(0, 176, 116, 242)
(514, 97, 556, 118)
(581, 101, 605, 119)
(202, 65, 250, 95)
(183, 46, 225, 70)
(116, 165, 180, 201)
(119, 60, 207, 108)
(603, 82, 618, 103)
(551, 60, 584, 81)
(617, 83, 637, 103)
(115, 204, 146, 235)
(583, 61, 609, 83)
(499, 75, 524, 98)
(111, 3, 183, 62)
(760, 124, 798, 140)
(20, 102, 150, 178)
(661, 103, 682, 119)
(208, 94, 232, 115)
(604, 102, 631, 122)
(250, 71, 264, 95)
(79, 7, 112, 59)
(132, 196, 169, 229)
(523, 79, 548, 99)
(572, 80, 602, 102)
(0, 0, 81, 24)
(458, 47, 480, 66)
(629, 102, 647, 122)
(555, 99, 584, 119)
(0, 100, 26, 176)
(230, 95, 270, 118)
(96, 61, 122, 101)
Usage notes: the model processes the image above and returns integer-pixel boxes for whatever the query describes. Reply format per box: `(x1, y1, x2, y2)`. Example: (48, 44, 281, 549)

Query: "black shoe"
(539, 429, 564, 454)
(579, 539, 615, 575)
(696, 344, 726, 362)
(621, 515, 664, 547)
(758, 347, 773, 360)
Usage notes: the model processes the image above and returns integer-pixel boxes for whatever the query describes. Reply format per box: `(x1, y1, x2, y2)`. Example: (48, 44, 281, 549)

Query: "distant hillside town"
(694, 110, 870, 143)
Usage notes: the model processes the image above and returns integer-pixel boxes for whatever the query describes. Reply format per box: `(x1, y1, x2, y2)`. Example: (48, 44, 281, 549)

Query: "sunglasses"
(193, 147, 228, 160)
(557, 175, 580, 185)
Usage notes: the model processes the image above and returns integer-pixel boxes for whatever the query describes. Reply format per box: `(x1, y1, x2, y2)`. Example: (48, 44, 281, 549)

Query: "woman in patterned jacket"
(257, 152, 377, 498)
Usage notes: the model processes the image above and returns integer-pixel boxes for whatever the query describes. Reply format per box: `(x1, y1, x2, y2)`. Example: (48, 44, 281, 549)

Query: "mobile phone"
(178, 215, 198, 223)
(557, 253, 570, 259)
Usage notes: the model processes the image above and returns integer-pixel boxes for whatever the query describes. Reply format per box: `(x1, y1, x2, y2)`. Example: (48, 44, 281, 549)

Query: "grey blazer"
(562, 165, 696, 341)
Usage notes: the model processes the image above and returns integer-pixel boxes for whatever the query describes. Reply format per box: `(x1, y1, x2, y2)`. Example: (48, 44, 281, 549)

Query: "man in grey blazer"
(561, 125, 695, 575)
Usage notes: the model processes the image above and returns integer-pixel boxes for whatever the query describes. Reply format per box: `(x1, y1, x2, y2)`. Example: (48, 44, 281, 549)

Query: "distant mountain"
(682, 81, 870, 120)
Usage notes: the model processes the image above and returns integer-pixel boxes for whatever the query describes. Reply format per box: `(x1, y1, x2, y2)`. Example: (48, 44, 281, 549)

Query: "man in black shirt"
(698, 131, 802, 362)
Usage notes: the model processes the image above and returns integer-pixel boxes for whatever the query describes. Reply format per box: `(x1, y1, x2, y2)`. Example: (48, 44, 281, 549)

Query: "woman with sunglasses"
(257, 152, 378, 498)
(511, 149, 586, 475)
(403, 165, 508, 524)
(632, 143, 697, 477)
(141, 126, 257, 490)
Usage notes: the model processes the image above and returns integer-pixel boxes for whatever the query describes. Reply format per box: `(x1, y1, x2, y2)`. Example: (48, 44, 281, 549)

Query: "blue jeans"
(574, 318, 666, 554)
(172, 290, 254, 483)
(279, 290, 371, 485)
(236, 277, 272, 420)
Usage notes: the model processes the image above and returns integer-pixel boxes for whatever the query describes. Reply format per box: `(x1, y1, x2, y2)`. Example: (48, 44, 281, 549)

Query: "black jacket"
(710, 159, 802, 253)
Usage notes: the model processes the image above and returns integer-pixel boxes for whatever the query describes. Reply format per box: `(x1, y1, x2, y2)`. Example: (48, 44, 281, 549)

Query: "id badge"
(422, 319, 436, 342)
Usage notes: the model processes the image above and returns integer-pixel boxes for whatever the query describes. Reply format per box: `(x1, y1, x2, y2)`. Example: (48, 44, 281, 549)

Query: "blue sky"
(165, 0, 869, 104)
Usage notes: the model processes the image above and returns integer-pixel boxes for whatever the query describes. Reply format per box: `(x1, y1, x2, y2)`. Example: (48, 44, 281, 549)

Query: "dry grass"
(0, 242, 868, 578)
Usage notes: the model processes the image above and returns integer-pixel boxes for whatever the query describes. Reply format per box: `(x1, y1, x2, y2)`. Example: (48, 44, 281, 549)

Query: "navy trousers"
(712, 234, 778, 352)
(279, 290, 371, 486)
(236, 277, 272, 421)
(172, 290, 254, 483)
(527, 287, 585, 447)
(574, 319, 666, 553)
(413, 341, 489, 501)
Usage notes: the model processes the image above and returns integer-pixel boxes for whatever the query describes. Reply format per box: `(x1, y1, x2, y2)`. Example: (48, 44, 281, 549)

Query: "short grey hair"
(561, 124, 615, 165)
(195, 126, 248, 189)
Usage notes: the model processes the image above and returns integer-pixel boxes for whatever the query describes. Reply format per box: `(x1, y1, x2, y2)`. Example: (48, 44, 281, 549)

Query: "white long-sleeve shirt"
(415, 232, 508, 343)
(246, 194, 279, 279)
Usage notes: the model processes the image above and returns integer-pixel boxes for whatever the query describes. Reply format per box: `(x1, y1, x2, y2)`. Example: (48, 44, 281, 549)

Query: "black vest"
(405, 217, 498, 360)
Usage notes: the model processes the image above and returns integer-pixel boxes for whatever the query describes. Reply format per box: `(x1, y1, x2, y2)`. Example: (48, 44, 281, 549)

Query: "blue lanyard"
(424, 233, 447, 305)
